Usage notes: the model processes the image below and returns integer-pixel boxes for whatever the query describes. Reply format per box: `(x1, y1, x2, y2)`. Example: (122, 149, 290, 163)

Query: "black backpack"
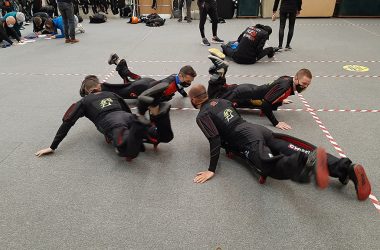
(89, 12, 107, 23)
(145, 13, 165, 27)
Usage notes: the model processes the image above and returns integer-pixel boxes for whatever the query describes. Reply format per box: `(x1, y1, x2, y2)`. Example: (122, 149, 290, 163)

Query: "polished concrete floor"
(0, 17, 379, 249)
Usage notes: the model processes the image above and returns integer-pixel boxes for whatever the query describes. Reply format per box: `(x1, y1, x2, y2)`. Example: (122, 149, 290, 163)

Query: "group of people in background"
(0, 0, 81, 47)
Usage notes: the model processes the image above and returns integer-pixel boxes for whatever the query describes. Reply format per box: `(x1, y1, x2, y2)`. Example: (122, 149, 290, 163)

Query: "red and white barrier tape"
(102, 70, 116, 82)
(2, 72, 379, 79)
(138, 74, 380, 79)
(130, 107, 380, 113)
(298, 94, 380, 212)
(127, 60, 380, 64)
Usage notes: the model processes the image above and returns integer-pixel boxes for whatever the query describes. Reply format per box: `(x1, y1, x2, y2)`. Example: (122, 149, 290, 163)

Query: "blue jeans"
(57, 2, 75, 39)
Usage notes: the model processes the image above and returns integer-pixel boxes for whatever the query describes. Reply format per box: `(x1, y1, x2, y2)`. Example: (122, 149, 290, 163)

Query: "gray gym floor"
(0, 17, 379, 249)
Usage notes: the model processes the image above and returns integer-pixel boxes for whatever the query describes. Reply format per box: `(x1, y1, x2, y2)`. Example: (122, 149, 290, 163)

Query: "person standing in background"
(178, 0, 192, 23)
(197, 0, 223, 46)
(273, 0, 302, 50)
(56, 0, 78, 43)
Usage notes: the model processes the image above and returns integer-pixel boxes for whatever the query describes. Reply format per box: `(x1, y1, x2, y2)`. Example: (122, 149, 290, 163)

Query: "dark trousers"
(0, 24, 13, 44)
(279, 11, 296, 47)
(221, 42, 236, 57)
(197, 0, 218, 38)
(115, 59, 142, 84)
(57, 1, 75, 39)
(111, 121, 147, 158)
(179, 0, 192, 18)
(147, 108, 174, 144)
(109, 106, 174, 158)
(244, 135, 351, 182)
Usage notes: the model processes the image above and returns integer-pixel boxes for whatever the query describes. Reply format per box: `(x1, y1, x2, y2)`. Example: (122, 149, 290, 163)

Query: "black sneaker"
(273, 47, 281, 53)
(285, 45, 292, 51)
(177, 17, 182, 22)
(108, 53, 119, 65)
(299, 147, 329, 188)
(277, 46, 283, 51)
(212, 36, 224, 44)
(348, 164, 371, 201)
(202, 37, 211, 46)
(187, 18, 192, 23)
(208, 55, 229, 76)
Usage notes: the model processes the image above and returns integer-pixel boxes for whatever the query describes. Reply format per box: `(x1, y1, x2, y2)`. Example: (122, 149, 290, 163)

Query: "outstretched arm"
(35, 101, 85, 157)
(194, 114, 221, 183)
(262, 82, 293, 130)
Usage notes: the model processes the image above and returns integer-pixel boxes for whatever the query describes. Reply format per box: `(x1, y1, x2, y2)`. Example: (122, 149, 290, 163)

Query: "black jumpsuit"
(99, 59, 188, 110)
(222, 26, 274, 64)
(196, 98, 352, 182)
(208, 75, 295, 126)
(50, 91, 173, 158)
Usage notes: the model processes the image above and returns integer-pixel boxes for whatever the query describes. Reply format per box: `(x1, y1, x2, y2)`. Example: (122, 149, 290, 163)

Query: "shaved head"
(189, 84, 208, 107)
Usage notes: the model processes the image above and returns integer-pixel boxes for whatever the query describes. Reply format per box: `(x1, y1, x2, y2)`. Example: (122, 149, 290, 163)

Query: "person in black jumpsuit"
(35, 80, 174, 160)
(207, 56, 312, 130)
(97, 53, 196, 106)
(273, 0, 302, 50)
(221, 24, 275, 64)
(188, 84, 371, 201)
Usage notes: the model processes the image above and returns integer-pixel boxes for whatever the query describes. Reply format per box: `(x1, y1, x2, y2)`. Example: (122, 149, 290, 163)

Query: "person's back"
(233, 26, 268, 64)
(32, 12, 49, 32)
(80, 91, 131, 131)
(255, 76, 293, 101)
(198, 98, 254, 147)
(4, 11, 23, 30)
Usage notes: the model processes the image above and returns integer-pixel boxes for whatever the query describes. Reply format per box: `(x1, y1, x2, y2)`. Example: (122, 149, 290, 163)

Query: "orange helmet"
(131, 16, 139, 24)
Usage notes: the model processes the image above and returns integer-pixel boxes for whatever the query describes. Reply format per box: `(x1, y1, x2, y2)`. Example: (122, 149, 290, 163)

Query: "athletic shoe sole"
(315, 147, 329, 189)
(208, 48, 225, 60)
(108, 54, 118, 65)
(211, 40, 224, 44)
(201, 42, 210, 46)
(353, 164, 371, 201)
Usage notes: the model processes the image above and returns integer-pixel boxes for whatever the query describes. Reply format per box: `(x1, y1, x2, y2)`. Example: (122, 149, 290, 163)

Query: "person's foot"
(268, 49, 275, 58)
(277, 46, 283, 51)
(273, 47, 281, 53)
(211, 36, 224, 44)
(65, 38, 71, 43)
(202, 37, 211, 46)
(208, 55, 229, 77)
(187, 18, 192, 23)
(285, 45, 292, 50)
(108, 53, 119, 65)
(77, 23, 85, 33)
(70, 39, 79, 44)
(208, 48, 225, 60)
(177, 17, 182, 22)
(348, 164, 371, 201)
(301, 147, 329, 188)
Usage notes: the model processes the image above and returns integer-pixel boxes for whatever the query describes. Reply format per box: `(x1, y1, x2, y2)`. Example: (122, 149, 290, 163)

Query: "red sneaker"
(349, 164, 371, 201)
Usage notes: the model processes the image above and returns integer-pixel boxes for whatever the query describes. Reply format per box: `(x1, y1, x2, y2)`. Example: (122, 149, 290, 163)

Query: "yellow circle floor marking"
(343, 65, 369, 72)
